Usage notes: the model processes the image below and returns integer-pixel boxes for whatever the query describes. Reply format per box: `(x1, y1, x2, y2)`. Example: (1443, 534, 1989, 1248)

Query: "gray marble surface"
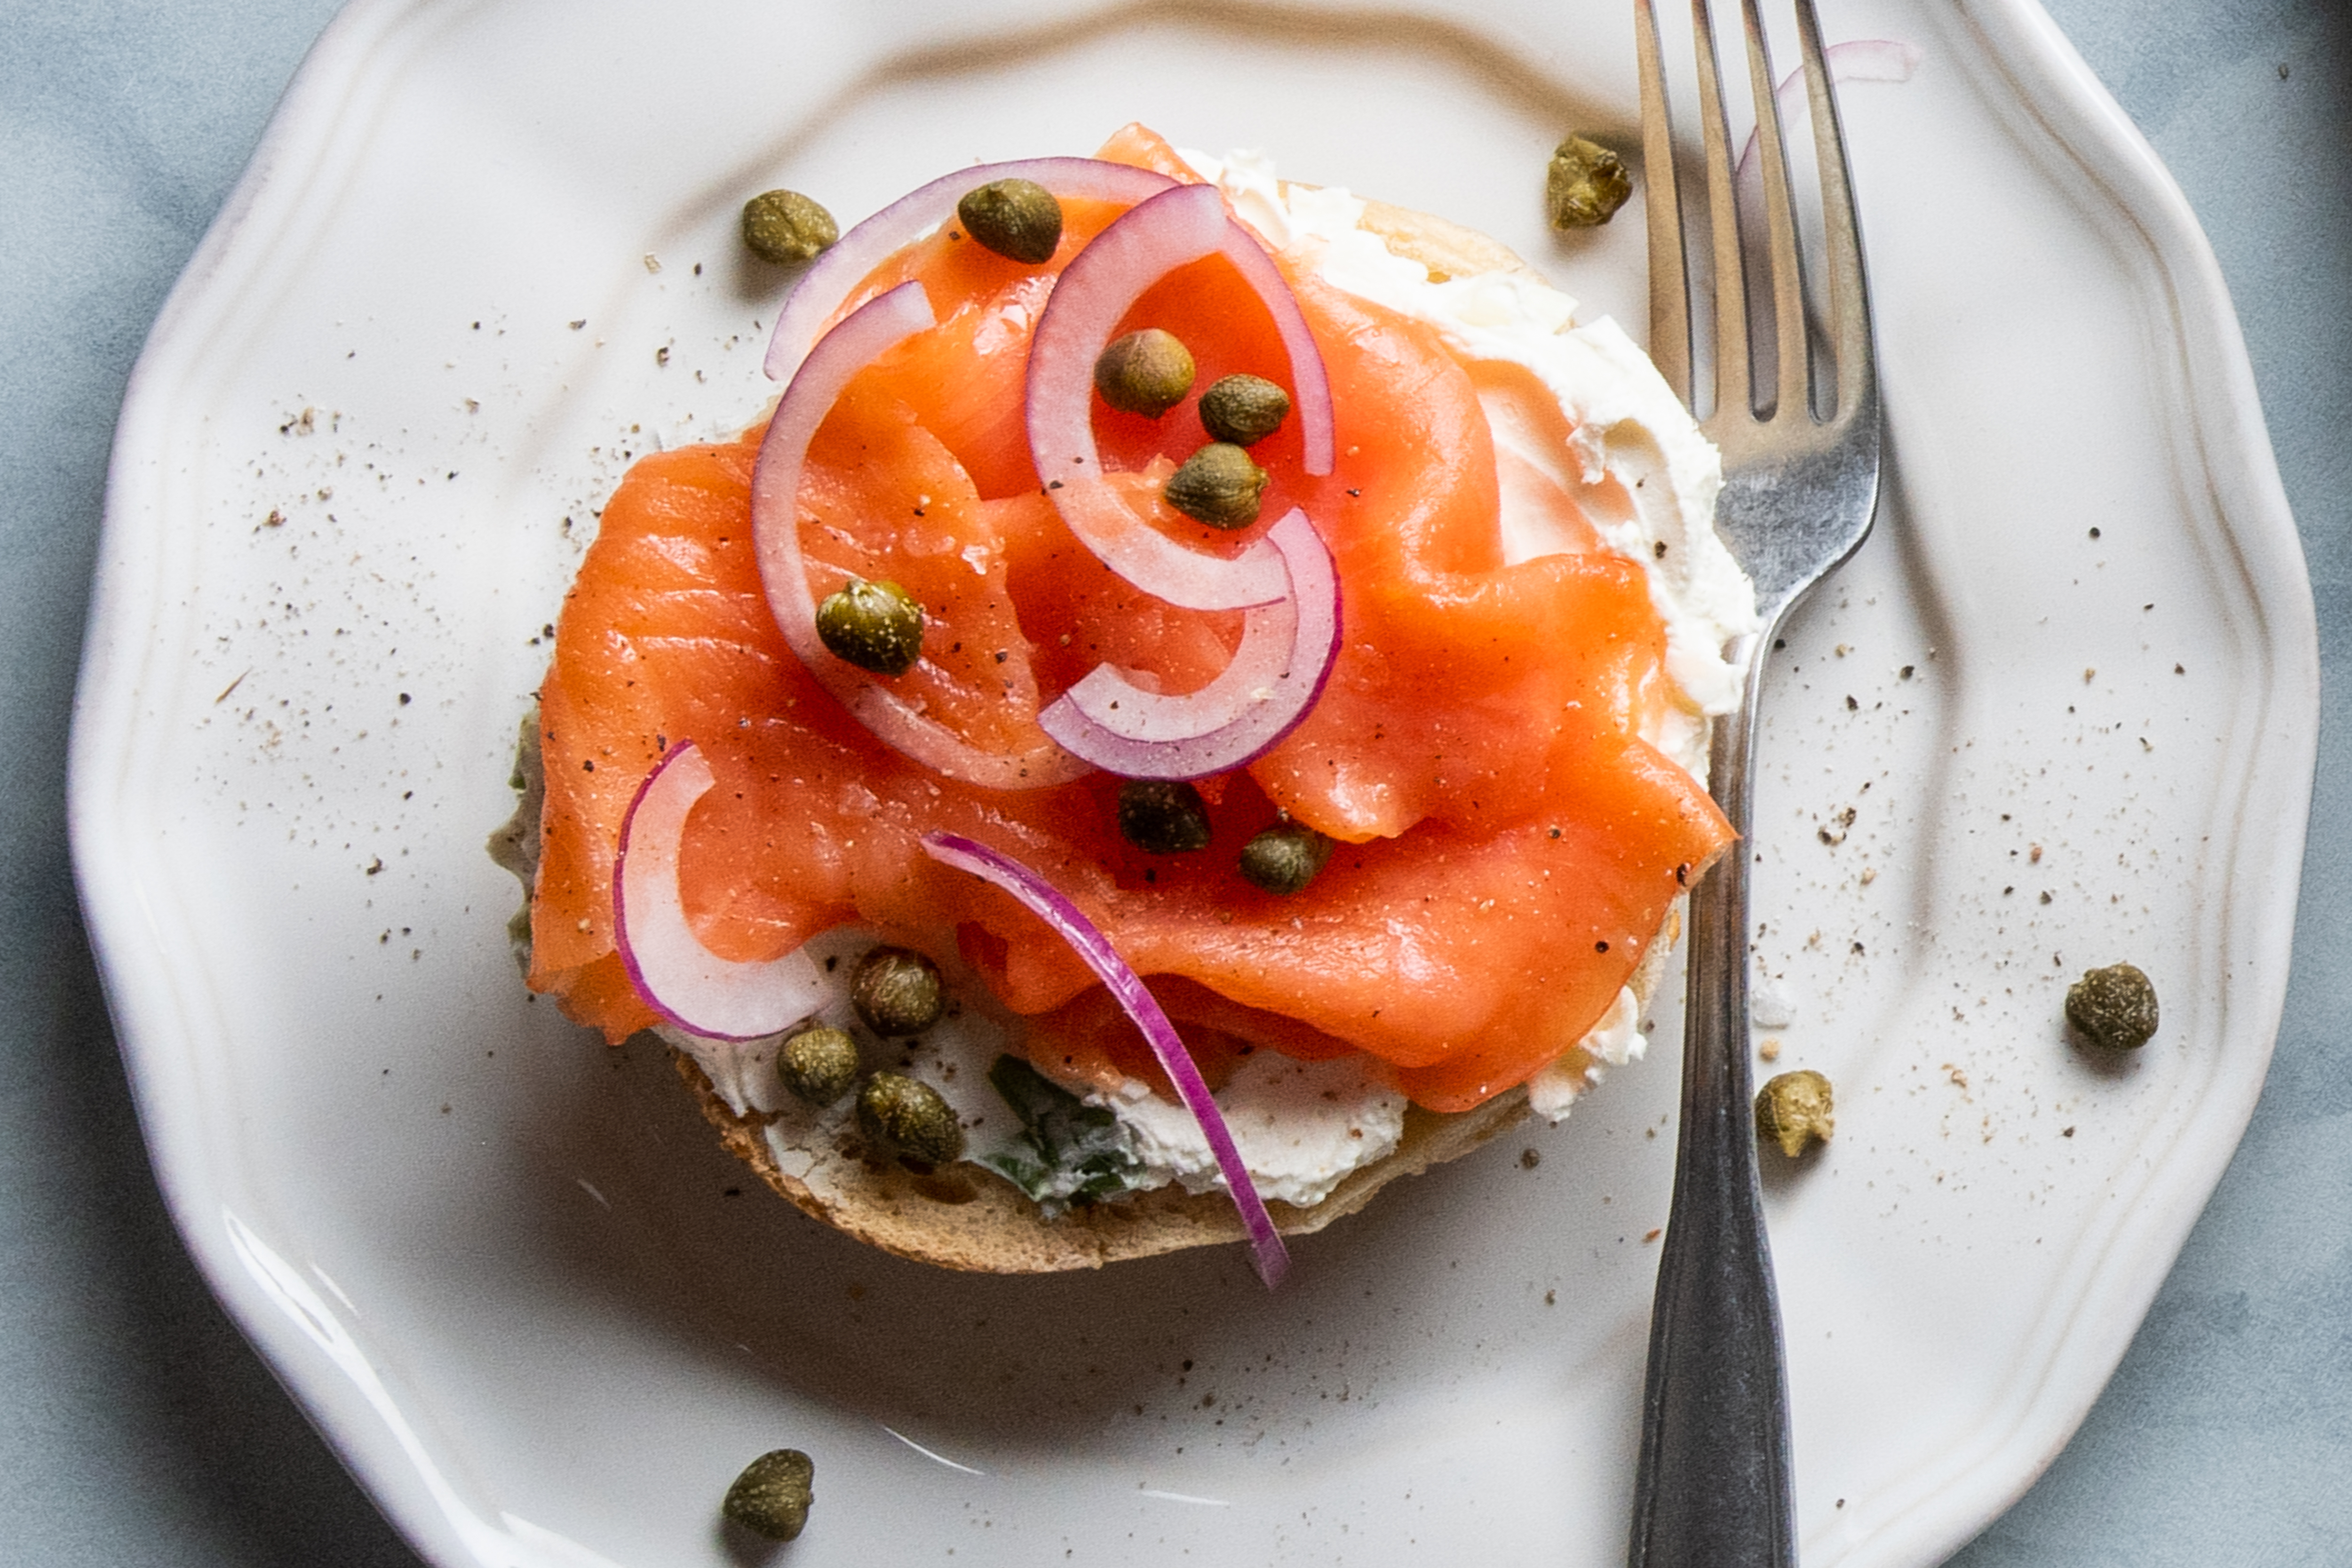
(2, 1, 2344, 1562)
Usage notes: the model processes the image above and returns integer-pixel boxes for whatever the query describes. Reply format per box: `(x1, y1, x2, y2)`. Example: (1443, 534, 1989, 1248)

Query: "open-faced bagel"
(498, 182, 1707, 1275)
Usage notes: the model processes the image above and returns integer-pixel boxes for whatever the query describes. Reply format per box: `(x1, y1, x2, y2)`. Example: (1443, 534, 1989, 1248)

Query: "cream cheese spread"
(1526, 984, 1645, 1122)
(666, 932, 1409, 1211)
(1086, 1053, 1406, 1209)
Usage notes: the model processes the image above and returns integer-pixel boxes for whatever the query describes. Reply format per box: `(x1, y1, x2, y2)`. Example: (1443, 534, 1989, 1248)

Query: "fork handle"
(1628, 630, 1797, 1568)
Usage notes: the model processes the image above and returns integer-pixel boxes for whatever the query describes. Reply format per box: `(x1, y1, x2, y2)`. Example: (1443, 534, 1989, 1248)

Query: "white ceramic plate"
(71, 0, 2315, 1563)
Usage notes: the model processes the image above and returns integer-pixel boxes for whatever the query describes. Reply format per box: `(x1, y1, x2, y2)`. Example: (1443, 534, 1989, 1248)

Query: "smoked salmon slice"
(529, 125, 1732, 1115)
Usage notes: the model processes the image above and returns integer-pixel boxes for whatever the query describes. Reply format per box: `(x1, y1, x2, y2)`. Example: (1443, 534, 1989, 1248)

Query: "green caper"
(1238, 820, 1332, 895)
(740, 190, 839, 264)
(777, 1025, 860, 1107)
(2066, 963, 2159, 1050)
(956, 178, 1063, 263)
(1197, 374, 1292, 446)
(1117, 779, 1213, 855)
(1094, 328, 1196, 417)
(815, 577, 923, 676)
(1163, 443, 1269, 530)
(722, 1448, 814, 1541)
(1544, 135, 1633, 230)
(850, 946, 945, 1036)
(1755, 1069, 1834, 1159)
(857, 1071, 965, 1165)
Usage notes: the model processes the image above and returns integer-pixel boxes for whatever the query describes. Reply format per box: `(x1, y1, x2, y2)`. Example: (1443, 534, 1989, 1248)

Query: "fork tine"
(1794, 0, 1875, 424)
(1739, 0, 1810, 420)
(1686, 0, 1748, 421)
(1635, 0, 1692, 409)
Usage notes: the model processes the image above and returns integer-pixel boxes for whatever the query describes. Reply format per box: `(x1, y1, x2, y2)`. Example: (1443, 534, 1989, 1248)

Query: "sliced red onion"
(614, 741, 830, 1041)
(1038, 509, 1340, 779)
(1025, 182, 1335, 612)
(920, 832, 1291, 1288)
(762, 158, 1180, 384)
(751, 280, 1090, 791)
(1735, 40, 1921, 212)
(1731, 39, 1917, 399)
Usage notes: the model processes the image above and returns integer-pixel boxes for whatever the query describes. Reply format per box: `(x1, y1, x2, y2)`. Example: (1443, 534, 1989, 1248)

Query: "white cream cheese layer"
(1526, 985, 1645, 1122)
(674, 934, 1637, 1195)
(663, 931, 1409, 1210)
(1087, 1054, 1406, 1210)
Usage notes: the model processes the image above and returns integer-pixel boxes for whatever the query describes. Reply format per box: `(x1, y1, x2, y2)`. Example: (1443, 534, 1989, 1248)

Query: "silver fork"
(1627, 1, 1880, 1563)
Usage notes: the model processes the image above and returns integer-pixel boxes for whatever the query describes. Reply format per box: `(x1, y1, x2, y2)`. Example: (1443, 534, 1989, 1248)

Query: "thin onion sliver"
(1038, 508, 1341, 778)
(614, 741, 829, 1041)
(1734, 41, 1922, 259)
(919, 831, 1292, 1288)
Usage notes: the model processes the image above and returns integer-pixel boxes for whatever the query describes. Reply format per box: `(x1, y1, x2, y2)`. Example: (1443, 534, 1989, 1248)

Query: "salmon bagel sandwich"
(494, 124, 1759, 1284)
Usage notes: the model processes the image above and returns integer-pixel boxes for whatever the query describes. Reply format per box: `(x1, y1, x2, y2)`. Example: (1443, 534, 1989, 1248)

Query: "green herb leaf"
(980, 1055, 1148, 1212)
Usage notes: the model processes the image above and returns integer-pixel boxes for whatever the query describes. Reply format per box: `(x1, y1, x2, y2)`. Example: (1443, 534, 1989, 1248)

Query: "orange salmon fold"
(528, 124, 1732, 1114)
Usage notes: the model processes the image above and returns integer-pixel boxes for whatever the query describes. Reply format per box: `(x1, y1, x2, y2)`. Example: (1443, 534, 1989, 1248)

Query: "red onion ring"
(920, 831, 1291, 1288)
(1038, 508, 1341, 778)
(1024, 182, 1336, 612)
(751, 280, 1090, 791)
(614, 741, 830, 1041)
(762, 158, 1180, 384)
